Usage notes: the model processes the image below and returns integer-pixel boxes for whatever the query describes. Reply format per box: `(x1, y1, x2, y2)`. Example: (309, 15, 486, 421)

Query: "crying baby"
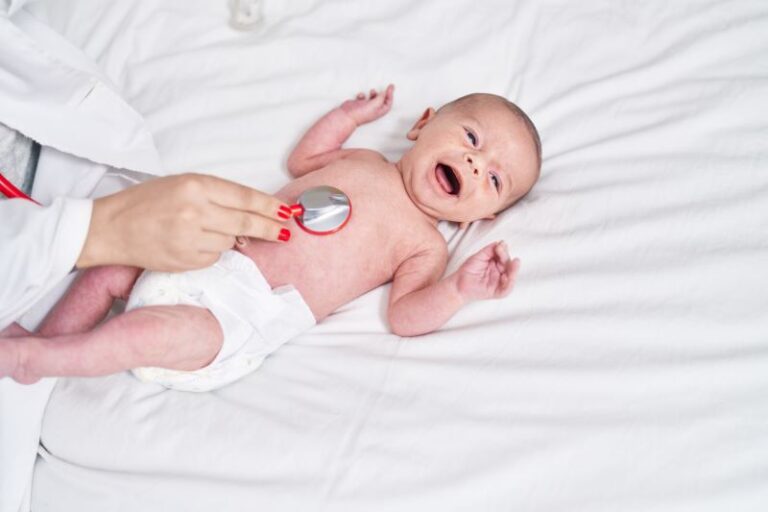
(0, 85, 541, 391)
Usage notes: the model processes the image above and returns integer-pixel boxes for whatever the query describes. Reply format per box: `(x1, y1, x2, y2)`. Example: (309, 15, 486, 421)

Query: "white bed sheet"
(25, 0, 768, 510)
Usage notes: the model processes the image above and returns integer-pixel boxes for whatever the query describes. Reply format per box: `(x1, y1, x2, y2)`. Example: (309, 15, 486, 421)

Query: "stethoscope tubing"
(0, 171, 40, 205)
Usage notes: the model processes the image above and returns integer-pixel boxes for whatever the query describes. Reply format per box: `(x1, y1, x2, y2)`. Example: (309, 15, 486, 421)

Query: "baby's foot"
(0, 339, 40, 385)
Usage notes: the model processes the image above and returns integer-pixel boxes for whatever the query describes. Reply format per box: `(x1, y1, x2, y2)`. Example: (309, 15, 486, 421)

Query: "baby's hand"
(340, 84, 394, 125)
(456, 241, 520, 302)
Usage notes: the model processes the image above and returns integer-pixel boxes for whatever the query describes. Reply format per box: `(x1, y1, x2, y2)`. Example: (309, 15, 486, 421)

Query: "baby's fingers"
(371, 84, 395, 109)
(494, 240, 510, 263)
(497, 258, 521, 296)
(508, 257, 521, 276)
(382, 84, 394, 107)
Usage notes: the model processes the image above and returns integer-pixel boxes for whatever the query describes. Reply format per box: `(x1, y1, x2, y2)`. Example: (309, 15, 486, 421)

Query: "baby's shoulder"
(402, 224, 449, 263)
(338, 148, 388, 165)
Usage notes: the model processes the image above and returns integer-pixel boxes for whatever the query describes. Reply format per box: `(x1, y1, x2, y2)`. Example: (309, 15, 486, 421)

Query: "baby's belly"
(239, 223, 399, 320)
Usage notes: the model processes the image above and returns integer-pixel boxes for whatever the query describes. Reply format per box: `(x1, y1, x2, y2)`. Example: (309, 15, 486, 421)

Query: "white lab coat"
(0, 3, 162, 511)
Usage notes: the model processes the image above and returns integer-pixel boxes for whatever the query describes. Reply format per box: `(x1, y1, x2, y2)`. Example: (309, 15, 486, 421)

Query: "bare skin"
(0, 85, 539, 384)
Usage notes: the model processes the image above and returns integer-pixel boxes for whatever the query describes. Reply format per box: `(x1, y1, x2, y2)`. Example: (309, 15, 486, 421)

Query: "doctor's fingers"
(203, 204, 290, 242)
(196, 231, 237, 253)
(199, 175, 291, 221)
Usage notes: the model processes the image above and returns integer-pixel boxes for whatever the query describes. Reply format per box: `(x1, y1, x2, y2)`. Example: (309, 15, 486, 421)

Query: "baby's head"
(397, 93, 541, 224)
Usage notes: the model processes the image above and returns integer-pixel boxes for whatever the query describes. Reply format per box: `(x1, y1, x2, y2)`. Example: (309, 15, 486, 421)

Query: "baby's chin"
(433, 213, 492, 225)
(414, 197, 495, 224)
(406, 185, 498, 224)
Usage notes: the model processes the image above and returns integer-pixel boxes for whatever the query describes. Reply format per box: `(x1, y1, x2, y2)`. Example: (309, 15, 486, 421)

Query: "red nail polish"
(278, 228, 291, 242)
(278, 205, 292, 218)
(289, 204, 304, 216)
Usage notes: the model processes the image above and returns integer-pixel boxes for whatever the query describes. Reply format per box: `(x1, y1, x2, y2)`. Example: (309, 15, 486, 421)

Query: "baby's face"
(397, 97, 539, 223)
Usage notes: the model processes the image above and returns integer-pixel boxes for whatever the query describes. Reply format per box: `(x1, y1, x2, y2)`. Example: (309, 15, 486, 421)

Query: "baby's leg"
(0, 265, 139, 346)
(0, 323, 31, 338)
(0, 305, 223, 384)
(37, 265, 142, 337)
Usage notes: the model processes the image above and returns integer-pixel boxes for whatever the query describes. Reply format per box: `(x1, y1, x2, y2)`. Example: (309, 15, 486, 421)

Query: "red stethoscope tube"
(0, 171, 40, 205)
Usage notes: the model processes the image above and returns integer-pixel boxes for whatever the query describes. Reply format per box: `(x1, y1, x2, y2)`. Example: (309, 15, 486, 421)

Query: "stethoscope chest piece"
(290, 186, 351, 235)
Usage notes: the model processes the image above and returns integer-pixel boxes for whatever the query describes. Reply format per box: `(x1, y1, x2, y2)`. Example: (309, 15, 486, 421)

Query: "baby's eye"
(490, 173, 501, 191)
(464, 128, 478, 147)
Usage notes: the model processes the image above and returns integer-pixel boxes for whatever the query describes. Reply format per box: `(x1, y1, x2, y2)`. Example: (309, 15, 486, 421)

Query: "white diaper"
(125, 250, 315, 392)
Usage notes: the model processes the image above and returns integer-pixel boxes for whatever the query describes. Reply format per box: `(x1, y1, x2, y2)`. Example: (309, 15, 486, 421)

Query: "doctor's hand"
(76, 174, 292, 272)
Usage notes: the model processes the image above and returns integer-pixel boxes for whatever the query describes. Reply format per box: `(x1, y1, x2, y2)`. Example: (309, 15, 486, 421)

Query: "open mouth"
(435, 163, 461, 196)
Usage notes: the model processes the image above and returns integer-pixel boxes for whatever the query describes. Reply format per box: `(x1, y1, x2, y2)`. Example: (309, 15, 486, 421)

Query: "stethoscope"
(0, 172, 40, 205)
(289, 185, 351, 235)
(0, 171, 352, 236)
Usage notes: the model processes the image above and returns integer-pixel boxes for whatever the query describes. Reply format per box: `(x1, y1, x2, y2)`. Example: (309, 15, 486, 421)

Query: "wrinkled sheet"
(27, 0, 768, 510)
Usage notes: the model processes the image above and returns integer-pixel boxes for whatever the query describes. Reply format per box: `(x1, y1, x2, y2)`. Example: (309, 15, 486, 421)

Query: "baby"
(0, 86, 541, 391)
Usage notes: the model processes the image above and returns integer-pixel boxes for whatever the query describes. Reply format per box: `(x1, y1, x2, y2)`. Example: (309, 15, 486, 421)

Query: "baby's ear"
(406, 108, 436, 141)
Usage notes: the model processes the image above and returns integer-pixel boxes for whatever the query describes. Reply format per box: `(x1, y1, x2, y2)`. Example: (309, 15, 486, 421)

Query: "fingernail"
(278, 228, 291, 242)
(289, 204, 304, 216)
(278, 205, 292, 219)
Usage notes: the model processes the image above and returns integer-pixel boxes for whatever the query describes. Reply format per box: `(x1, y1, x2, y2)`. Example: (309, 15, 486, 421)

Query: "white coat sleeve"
(1, 0, 34, 17)
(0, 198, 91, 327)
(0, 10, 162, 176)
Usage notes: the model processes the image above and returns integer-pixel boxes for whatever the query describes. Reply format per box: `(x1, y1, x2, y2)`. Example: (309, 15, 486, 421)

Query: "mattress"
(24, 0, 768, 510)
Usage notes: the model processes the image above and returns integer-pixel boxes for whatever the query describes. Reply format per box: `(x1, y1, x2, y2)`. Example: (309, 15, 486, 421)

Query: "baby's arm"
(287, 84, 394, 177)
(388, 241, 520, 337)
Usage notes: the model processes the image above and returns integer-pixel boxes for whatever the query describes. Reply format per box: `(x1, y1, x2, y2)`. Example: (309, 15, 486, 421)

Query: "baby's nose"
(465, 154, 484, 178)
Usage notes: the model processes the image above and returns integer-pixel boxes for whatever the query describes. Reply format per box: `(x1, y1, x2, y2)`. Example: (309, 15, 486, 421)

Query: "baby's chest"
(322, 203, 413, 274)
(291, 203, 417, 283)
(281, 162, 428, 269)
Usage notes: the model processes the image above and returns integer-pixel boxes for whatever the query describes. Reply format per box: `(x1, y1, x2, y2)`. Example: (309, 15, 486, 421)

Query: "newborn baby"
(0, 86, 541, 391)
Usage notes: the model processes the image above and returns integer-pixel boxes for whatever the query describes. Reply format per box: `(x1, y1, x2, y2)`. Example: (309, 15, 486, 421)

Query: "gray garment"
(0, 122, 39, 195)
